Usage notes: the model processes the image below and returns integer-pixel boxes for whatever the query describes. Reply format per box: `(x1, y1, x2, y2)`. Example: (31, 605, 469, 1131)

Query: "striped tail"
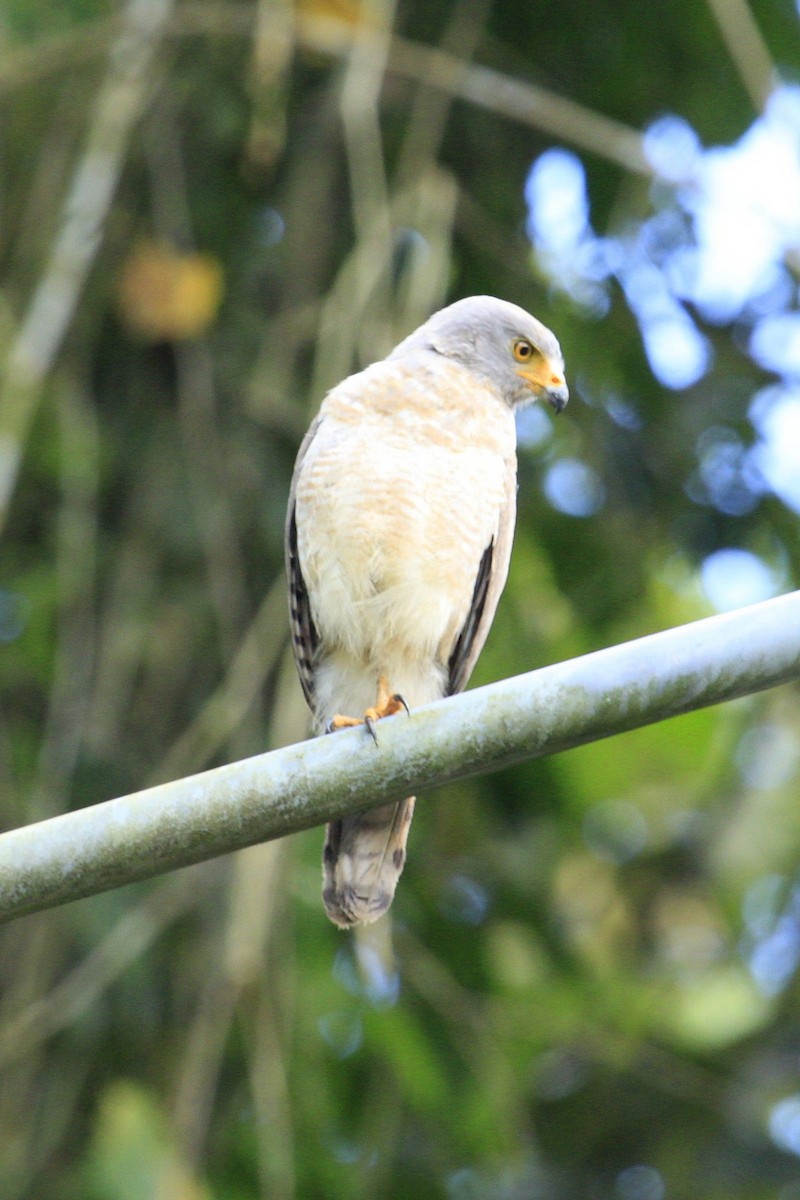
(322, 797, 416, 928)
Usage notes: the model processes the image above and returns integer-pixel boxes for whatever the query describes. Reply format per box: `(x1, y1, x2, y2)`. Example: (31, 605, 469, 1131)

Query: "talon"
(364, 716, 379, 745)
(370, 674, 408, 720)
(325, 676, 410, 741)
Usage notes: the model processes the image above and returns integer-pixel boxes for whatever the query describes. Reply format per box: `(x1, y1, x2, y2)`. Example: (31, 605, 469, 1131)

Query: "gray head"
(390, 295, 568, 412)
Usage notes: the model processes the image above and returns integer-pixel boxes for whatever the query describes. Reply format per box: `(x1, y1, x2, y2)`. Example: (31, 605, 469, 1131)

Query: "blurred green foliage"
(1, 0, 800, 1197)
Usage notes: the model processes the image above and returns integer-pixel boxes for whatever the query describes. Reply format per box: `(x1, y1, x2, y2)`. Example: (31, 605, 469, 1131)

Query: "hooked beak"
(516, 359, 569, 413)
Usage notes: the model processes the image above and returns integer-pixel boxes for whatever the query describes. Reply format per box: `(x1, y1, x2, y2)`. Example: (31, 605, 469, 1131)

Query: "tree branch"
(0, 0, 175, 534)
(1, 590, 799, 924)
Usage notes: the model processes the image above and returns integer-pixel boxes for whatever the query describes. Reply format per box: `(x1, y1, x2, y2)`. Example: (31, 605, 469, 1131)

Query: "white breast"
(294, 354, 516, 722)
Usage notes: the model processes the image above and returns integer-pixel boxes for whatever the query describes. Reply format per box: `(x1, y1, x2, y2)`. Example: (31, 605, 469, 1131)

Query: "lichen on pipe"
(1, 589, 799, 924)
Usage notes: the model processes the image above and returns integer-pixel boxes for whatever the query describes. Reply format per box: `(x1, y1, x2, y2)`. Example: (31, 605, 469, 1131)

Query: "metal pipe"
(1, 590, 799, 923)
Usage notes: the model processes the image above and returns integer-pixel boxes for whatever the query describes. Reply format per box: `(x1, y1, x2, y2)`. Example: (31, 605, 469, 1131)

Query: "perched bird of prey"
(286, 295, 568, 928)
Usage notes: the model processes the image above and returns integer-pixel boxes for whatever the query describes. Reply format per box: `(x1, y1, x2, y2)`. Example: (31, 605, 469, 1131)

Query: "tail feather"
(322, 797, 415, 928)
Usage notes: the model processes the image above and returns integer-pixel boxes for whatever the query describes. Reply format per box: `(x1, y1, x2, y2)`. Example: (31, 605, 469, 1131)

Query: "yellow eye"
(512, 338, 536, 363)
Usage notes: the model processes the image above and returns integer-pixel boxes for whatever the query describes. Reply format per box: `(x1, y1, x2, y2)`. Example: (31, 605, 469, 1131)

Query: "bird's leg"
(364, 675, 408, 742)
(365, 675, 409, 722)
(327, 675, 409, 742)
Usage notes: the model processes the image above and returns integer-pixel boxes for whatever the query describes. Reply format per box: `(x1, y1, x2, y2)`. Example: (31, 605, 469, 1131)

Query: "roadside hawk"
(285, 295, 568, 927)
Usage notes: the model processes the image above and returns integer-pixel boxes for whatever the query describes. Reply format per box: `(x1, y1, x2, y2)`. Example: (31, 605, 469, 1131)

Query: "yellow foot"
(326, 714, 363, 731)
(327, 675, 409, 742)
(365, 675, 409, 723)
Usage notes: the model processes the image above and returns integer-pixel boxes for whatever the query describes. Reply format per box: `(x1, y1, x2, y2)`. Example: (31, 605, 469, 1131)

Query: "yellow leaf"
(117, 240, 224, 341)
(296, 0, 364, 28)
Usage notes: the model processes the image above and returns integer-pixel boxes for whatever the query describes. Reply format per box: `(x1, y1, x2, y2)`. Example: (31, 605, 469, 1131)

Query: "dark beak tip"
(548, 387, 569, 414)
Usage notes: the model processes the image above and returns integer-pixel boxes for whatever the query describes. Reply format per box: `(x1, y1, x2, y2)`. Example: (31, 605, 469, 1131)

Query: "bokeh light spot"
(317, 1011, 363, 1058)
(543, 458, 606, 517)
(641, 313, 711, 389)
(699, 548, 779, 611)
(256, 206, 285, 247)
(750, 312, 800, 376)
(749, 386, 800, 513)
(744, 880, 800, 996)
(439, 873, 490, 926)
(644, 114, 702, 182)
(735, 724, 800, 791)
(769, 1095, 800, 1157)
(687, 426, 763, 515)
(515, 403, 553, 449)
(615, 1164, 666, 1200)
(525, 148, 589, 257)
